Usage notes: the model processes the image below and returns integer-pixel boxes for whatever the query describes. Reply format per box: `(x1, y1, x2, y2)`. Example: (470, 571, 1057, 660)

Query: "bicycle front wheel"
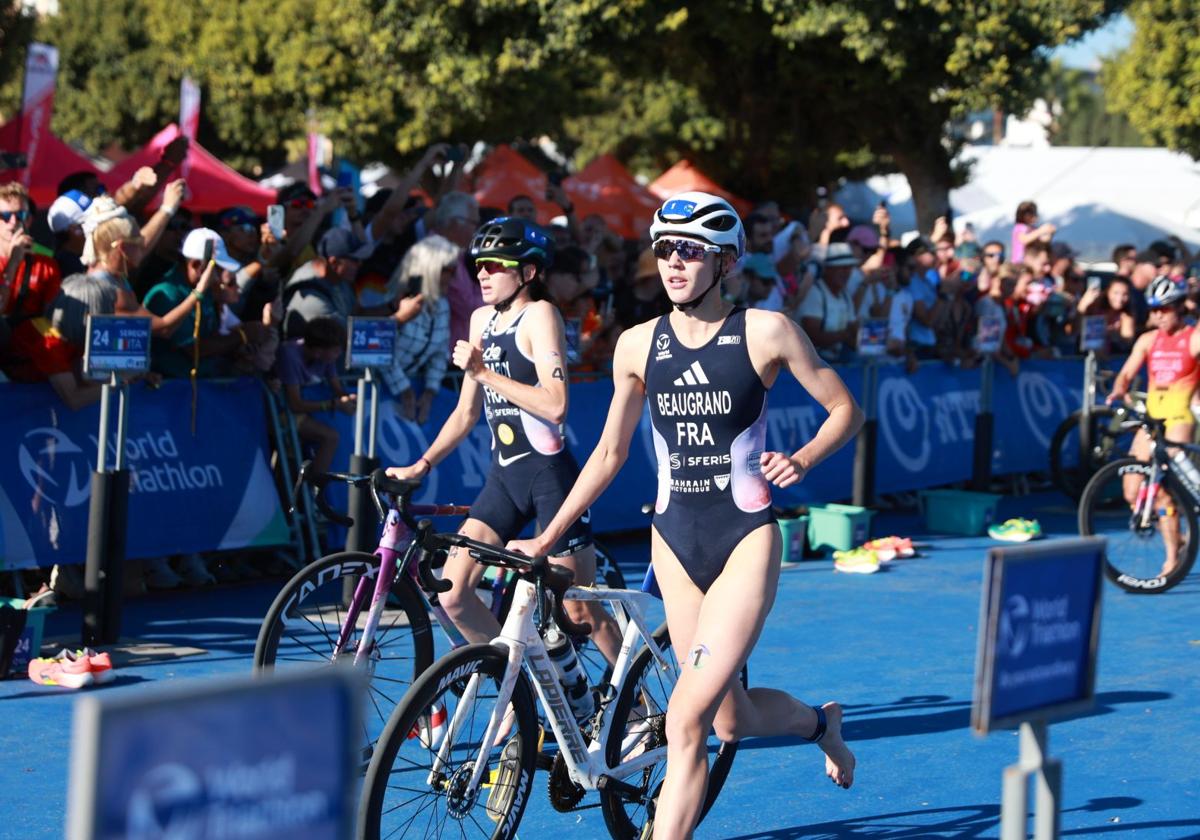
(599, 622, 743, 839)
(1078, 458, 1198, 593)
(254, 551, 434, 763)
(359, 643, 539, 840)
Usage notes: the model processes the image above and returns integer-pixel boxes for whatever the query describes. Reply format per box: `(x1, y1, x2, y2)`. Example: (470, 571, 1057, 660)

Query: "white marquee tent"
(836, 146, 1200, 261)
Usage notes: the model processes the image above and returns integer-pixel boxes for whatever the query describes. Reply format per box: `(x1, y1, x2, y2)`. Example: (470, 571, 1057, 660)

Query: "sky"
(1050, 14, 1135, 71)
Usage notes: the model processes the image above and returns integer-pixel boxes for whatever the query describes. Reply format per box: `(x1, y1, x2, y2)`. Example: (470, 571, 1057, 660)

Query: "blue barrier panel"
(0, 378, 289, 570)
(992, 358, 1084, 476)
(874, 361, 981, 494)
(316, 366, 864, 537)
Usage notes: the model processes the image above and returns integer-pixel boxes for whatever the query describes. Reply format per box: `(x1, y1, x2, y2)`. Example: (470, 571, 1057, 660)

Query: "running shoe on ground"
(861, 536, 915, 563)
(47, 648, 115, 685)
(28, 651, 93, 688)
(988, 518, 1043, 542)
(485, 735, 523, 821)
(833, 548, 881, 575)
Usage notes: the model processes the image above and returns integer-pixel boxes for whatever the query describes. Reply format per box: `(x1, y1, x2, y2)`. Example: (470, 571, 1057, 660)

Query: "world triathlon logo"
(998, 594, 1031, 658)
(877, 378, 931, 473)
(18, 427, 92, 508)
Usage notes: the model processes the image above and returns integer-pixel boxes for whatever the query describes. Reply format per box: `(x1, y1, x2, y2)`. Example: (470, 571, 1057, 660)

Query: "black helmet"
(469, 216, 554, 268)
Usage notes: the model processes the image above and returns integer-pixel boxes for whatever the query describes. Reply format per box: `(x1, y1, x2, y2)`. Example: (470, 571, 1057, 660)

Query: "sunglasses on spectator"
(653, 239, 720, 261)
(224, 222, 257, 233)
(0, 209, 30, 223)
(476, 258, 520, 274)
(287, 197, 315, 210)
(984, 250, 1004, 259)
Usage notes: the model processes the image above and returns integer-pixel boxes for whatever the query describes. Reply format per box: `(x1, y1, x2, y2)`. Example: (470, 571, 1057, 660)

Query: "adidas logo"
(673, 361, 710, 387)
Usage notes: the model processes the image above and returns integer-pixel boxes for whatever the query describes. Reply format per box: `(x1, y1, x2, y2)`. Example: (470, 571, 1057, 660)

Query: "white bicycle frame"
(429, 578, 674, 798)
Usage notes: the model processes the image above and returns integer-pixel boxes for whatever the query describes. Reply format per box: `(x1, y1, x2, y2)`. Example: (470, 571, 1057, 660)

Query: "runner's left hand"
(506, 537, 547, 558)
(760, 451, 807, 488)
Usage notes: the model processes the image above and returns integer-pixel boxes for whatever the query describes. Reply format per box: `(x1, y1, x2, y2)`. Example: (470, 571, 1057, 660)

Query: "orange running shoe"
(862, 536, 915, 563)
(28, 651, 94, 688)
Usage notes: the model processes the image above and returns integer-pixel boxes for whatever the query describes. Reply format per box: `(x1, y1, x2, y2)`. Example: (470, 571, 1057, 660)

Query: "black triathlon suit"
(645, 307, 775, 591)
(470, 305, 592, 555)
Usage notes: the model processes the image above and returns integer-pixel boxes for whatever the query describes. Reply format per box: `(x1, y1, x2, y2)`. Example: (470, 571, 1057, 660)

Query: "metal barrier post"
(1000, 720, 1061, 840)
(1079, 351, 1097, 471)
(346, 371, 380, 578)
(971, 356, 995, 491)
(852, 361, 877, 506)
(83, 373, 130, 646)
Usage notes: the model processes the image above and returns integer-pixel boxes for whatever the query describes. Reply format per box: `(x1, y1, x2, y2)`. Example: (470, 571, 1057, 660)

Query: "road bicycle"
(253, 465, 626, 764)
(357, 525, 741, 840)
(1078, 415, 1199, 593)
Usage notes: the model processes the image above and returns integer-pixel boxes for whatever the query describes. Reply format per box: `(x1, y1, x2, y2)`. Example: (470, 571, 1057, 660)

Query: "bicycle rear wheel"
(254, 551, 434, 764)
(599, 622, 743, 839)
(358, 643, 539, 840)
(1078, 458, 1198, 593)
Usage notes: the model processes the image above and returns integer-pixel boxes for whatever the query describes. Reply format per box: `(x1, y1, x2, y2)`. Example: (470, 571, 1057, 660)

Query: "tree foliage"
(1043, 60, 1147, 147)
(5, 0, 1126, 230)
(1105, 0, 1200, 157)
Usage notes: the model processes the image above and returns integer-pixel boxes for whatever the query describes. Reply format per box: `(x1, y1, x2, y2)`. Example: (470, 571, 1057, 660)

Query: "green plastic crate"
(778, 515, 809, 562)
(1, 596, 54, 675)
(807, 504, 873, 552)
(918, 489, 1002, 536)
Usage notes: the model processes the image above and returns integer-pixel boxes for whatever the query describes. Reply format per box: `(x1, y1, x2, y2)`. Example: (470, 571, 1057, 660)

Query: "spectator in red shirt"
(1, 182, 63, 330)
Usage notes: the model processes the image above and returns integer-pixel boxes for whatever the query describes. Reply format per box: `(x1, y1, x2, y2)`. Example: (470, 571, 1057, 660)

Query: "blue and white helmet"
(649, 191, 745, 258)
(1147, 275, 1186, 308)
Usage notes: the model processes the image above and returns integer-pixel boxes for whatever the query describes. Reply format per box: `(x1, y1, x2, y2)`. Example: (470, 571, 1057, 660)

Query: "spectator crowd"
(2, 139, 1196, 599)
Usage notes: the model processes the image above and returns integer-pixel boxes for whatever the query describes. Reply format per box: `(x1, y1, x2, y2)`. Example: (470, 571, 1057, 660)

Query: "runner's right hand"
(386, 463, 429, 480)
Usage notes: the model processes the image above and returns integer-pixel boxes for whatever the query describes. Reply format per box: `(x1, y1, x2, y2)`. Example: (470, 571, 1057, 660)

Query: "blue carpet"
(1, 493, 1198, 838)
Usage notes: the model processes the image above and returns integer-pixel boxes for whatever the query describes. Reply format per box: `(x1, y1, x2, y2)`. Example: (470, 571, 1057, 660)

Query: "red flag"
(18, 44, 59, 190)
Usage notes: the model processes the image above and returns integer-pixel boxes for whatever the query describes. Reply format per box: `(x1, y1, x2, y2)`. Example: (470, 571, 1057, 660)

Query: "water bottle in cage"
(544, 623, 595, 725)
(1170, 448, 1200, 490)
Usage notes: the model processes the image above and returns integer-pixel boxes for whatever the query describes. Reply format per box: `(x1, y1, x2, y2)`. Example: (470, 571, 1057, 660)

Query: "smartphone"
(404, 275, 423, 298)
(444, 146, 465, 163)
(1087, 276, 1102, 292)
(816, 186, 828, 210)
(200, 239, 214, 265)
(548, 171, 565, 187)
(267, 204, 285, 240)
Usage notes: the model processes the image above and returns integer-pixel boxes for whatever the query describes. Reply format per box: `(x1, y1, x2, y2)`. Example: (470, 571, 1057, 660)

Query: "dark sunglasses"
(0, 209, 30, 223)
(223, 222, 257, 233)
(287, 197, 315, 210)
(984, 250, 1004, 259)
(652, 238, 720, 262)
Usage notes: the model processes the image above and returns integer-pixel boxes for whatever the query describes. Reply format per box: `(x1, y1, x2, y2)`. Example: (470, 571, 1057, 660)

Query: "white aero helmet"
(1147, 275, 1186, 308)
(650, 191, 746, 258)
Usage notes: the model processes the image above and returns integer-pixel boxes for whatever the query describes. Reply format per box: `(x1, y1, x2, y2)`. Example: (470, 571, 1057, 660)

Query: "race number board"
(1080, 315, 1107, 353)
(857, 319, 888, 356)
(976, 315, 1004, 354)
(346, 316, 397, 369)
(83, 314, 151, 379)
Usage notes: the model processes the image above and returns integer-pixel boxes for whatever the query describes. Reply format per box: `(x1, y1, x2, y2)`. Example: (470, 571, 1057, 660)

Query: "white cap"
(48, 190, 92, 233)
(181, 228, 241, 272)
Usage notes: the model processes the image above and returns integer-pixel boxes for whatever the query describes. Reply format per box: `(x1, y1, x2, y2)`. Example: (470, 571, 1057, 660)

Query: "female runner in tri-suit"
(508, 193, 863, 838)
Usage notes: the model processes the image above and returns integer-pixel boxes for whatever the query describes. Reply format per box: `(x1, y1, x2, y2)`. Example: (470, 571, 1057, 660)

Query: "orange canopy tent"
(563, 154, 660, 240)
(101, 124, 277, 214)
(472, 145, 559, 220)
(649, 159, 751, 217)
(0, 115, 101, 207)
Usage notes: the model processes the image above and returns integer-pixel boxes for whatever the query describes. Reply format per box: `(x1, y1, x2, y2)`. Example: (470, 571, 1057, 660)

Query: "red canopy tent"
(563, 154, 659, 240)
(101, 124, 276, 214)
(471, 144, 559, 220)
(649, 159, 751, 217)
(0, 115, 101, 207)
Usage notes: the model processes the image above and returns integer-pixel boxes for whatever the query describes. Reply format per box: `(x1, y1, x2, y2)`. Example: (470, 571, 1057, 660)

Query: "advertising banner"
(0, 378, 288, 569)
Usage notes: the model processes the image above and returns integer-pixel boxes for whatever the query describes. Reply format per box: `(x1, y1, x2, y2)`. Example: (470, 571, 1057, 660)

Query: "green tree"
(1042, 59, 1147, 147)
(0, 1, 38, 121)
(1105, 0, 1200, 156)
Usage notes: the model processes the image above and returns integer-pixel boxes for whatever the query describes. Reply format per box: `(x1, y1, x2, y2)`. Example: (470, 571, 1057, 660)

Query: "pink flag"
(18, 44, 59, 189)
(307, 131, 323, 196)
(179, 76, 201, 178)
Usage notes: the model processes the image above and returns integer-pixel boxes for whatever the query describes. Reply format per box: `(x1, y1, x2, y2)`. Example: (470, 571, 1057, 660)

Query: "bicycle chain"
(548, 752, 587, 812)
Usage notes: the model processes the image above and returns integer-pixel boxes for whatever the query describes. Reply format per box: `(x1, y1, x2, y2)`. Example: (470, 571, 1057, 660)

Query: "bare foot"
(818, 702, 856, 789)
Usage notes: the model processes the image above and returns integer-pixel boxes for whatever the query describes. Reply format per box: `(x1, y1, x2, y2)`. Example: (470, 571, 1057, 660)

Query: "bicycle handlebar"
(413, 527, 590, 636)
